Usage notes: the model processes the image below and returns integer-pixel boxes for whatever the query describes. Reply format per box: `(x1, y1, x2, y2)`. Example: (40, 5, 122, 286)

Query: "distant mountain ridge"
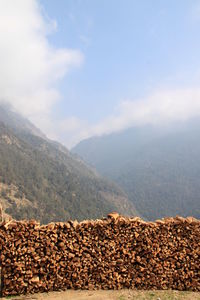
(72, 121, 200, 220)
(0, 105, 138, 223)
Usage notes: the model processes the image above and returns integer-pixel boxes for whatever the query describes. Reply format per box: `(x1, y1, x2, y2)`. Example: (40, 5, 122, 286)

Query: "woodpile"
(0, 213, 200, 296)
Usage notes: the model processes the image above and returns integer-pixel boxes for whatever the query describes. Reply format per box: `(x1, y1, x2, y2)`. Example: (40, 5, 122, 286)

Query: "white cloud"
(92, 88, 200, 135)
(41, 116, 90, 149)
(55, 87, 200, 148)
(0, 0, 83, 119)
(1, 1, 200, 149)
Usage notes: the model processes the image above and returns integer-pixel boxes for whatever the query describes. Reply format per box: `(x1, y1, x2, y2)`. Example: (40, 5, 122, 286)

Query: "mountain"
(72, 121, 200, 221)
(0, 105, 137, 223)
(0, 104, 45, 138)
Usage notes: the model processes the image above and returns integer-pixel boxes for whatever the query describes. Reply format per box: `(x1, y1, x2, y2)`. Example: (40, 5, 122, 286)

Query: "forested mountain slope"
(0, 106, 137, 223)
(0, 104, 45, 138)
(73, 121, 200, 220)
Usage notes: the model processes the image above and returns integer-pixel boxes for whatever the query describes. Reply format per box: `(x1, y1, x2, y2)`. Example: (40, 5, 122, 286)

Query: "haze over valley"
(73, 119, 200, 220)
(0, 0, 200, 223)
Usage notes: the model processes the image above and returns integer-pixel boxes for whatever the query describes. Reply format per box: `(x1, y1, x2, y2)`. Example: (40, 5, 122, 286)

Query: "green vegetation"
(0, 106, 137, 223)
(73, 122, 200, 221)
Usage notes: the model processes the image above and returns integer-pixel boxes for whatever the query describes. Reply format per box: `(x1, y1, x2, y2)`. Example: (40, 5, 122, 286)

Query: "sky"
(1, 0, 200, 147)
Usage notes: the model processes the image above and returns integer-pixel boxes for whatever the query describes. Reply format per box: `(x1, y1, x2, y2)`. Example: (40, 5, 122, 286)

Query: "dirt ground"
(3, 290, 200, 300)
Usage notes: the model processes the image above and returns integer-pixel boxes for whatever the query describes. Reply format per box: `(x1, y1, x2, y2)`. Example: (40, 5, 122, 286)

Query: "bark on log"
(0, 214, 199, 296)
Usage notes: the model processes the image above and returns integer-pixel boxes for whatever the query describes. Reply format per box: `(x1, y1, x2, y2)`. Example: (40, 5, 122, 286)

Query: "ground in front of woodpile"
(3, 290, 200, 300)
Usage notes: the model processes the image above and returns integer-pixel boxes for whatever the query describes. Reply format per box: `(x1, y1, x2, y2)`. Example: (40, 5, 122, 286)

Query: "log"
(0, 214, 200, 296)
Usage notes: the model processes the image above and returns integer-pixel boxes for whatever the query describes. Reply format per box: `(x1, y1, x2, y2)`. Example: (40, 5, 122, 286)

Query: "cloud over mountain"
(0, 0, 83, 119)
(1, 1, 200, 149)
(55, 87, 200, 148)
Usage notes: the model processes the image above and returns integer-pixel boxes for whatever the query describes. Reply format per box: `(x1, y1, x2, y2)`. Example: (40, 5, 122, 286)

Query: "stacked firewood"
(0, 213, 200, 296)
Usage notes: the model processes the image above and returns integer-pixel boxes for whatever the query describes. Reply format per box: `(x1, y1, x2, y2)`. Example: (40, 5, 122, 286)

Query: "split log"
(0, 214, 200, 296)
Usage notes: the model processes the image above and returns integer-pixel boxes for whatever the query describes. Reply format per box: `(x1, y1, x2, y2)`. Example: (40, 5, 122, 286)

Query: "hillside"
(72, 121, 200, 220)
(0, 104, 45, 138)
(0, 106, 137, 223)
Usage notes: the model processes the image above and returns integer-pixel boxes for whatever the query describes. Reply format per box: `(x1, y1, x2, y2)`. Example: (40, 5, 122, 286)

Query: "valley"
(0, 105, 137, 223)
(73, 122, 200, 220)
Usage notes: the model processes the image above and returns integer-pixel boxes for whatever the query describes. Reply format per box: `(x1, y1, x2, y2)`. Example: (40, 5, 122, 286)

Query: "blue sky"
(40, 0, 200, 121)
(1, 1, 200, 147)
